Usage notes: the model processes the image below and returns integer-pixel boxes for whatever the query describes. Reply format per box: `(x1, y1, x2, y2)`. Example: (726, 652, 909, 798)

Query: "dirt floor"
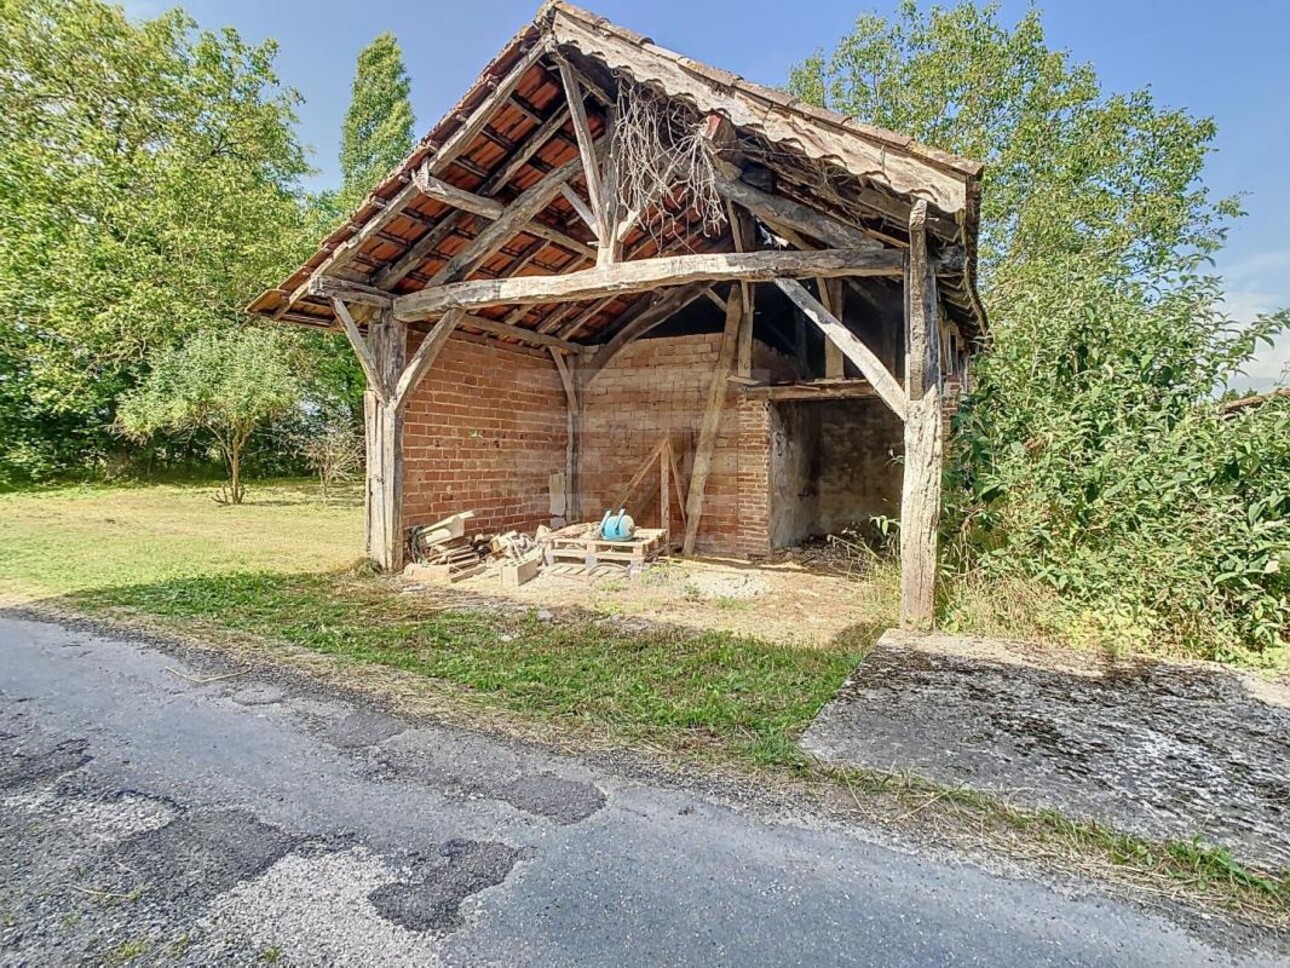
(442, 547, 898, 648)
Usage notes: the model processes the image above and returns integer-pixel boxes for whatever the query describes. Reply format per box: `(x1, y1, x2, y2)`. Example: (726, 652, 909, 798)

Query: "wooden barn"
(247, 1, 986, 625)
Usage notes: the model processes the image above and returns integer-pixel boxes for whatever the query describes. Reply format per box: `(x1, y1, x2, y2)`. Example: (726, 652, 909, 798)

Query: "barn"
(247, 1, 986, 625)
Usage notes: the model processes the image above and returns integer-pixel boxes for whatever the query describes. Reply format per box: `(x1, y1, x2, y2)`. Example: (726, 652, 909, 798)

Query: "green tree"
(0, 0, 315, 482)
(117, 329, 307, 505)
(339, 32, 414, 211)
(791, 2, 1288, 662)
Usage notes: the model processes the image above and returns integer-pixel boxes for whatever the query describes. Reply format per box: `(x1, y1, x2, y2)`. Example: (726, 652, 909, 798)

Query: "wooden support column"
(899, 201, 943, 629)
(682, 284, 744, 554)
(334, 298, 462, 572)
(550, 348, 582, 523)
(363, 308, 406, 573)
(821, 279, 845, 378)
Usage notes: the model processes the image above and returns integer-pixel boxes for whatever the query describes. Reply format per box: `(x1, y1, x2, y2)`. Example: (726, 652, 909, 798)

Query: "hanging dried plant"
(609, 76, 726, 248)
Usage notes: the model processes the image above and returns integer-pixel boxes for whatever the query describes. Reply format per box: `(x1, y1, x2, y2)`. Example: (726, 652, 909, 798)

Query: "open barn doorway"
(767, 396, 905, 549)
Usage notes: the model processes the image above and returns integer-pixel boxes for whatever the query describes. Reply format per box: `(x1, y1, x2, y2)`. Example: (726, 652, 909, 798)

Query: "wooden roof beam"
(395, 247, 905, 319)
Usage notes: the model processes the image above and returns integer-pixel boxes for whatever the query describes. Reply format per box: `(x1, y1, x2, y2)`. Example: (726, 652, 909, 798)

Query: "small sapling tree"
(117, 329, 305, 504)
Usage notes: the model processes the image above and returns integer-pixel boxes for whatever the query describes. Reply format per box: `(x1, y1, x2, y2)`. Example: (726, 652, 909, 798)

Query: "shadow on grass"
(44, 568, 872, 768)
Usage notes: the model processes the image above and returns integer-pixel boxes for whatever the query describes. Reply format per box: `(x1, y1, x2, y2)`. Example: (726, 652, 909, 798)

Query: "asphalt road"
(0, 612, 1281, 967)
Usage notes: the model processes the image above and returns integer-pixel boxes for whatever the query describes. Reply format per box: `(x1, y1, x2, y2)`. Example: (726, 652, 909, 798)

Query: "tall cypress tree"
(339, 33, 414, 210)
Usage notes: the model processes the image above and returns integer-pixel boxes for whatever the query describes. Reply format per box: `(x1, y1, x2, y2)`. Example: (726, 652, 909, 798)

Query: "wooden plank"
(332, 299, 388, 402)
(713, 166, 882, 252)
(775, 279, 908, 420)
(821, 278, 845, 378)
(560, 183, 601, 238)
(682, 284, 743, 554)
(412, 170, 504, 219)
(391, 309, 461, 411)
(426, 154, 586, 287)
(396, 247, 904, 319)
(739, 380, 879, 402)
(899, 200, 942, 629)
(557, 59, 606, 240)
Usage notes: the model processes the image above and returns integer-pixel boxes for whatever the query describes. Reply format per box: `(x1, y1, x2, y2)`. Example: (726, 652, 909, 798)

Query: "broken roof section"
(248, 1, 986, 343)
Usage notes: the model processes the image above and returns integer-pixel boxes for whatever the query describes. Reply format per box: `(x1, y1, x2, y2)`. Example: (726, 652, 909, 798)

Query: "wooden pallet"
(544, 527, 668, 568)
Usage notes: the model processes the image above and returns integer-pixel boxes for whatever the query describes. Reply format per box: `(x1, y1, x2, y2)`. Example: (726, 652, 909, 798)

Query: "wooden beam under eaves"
(396, 248, 905, 319)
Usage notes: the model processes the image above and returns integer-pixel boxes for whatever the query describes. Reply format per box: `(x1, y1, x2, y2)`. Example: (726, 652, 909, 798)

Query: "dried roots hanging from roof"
(610, 76, 725, 247)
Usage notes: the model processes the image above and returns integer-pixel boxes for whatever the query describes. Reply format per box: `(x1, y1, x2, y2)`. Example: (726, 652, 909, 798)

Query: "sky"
(123, 0, 1290, 390)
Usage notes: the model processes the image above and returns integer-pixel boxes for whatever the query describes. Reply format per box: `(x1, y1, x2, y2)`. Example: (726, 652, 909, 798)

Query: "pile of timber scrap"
(405, 511, 486, 582)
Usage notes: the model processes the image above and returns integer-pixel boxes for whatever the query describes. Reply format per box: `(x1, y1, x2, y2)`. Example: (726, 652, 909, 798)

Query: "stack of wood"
(405, 511, 486, 583)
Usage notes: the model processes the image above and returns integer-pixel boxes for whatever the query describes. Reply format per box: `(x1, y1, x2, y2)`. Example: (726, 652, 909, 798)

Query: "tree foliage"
(792, 2, 1288, 662)
(339, 32, 414, 211)
(0, 0, 316, 482)
(117, 328, 307, 504)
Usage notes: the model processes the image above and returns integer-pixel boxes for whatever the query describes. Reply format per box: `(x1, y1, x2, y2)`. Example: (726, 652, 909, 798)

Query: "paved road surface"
(0, 612, 1280, 966)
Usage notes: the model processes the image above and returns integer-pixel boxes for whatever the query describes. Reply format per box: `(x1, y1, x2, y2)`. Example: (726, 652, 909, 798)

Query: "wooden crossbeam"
(426, 154, 586, 287)
(396, 247, 904, 319)
(412, 171, 504, 219)
(774, 279, 908, 420)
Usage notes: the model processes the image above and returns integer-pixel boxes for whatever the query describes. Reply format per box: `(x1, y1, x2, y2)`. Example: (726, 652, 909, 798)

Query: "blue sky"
(124, 0, 1289, 389)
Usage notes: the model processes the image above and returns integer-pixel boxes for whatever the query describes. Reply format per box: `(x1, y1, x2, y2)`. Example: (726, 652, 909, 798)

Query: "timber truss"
(247, 1, 986, 628)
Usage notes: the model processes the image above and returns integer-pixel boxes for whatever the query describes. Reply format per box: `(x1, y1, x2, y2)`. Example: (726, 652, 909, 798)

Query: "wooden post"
(335, 299, 461, 573)
(821, 278, 845, 379)
(364, 308, 406, 573)
(899, 201, 943, 629)
(682, 284, 743, 554)
(551, 348, 582, 522)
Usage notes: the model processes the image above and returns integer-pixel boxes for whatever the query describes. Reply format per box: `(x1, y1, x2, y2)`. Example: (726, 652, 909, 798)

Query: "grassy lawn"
(0, 479, 364, 599)
(1, 480, 1284, 919)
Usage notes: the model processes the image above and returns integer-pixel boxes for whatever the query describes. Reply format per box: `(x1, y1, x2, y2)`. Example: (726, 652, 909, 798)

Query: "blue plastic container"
(599, 508, 636, 541)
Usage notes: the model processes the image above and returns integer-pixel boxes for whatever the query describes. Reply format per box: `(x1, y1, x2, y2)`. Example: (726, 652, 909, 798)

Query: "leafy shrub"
(944, 269, 1288, 665)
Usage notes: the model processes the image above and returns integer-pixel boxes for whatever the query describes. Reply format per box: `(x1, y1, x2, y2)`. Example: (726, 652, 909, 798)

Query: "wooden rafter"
(276, 41, 547, 319)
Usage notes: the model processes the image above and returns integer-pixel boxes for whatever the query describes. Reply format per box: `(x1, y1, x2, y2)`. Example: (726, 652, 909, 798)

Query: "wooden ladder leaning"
(611, 435, 688, 550)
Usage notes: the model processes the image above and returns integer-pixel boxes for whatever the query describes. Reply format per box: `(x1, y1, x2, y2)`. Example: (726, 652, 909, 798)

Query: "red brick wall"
(581, 333, 773, 556)
(401, 332, 567, 536)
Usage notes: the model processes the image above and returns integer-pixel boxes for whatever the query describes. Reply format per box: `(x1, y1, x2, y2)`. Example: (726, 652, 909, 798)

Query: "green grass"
(0, 479, 363, 600)
(73, 570, 863, 763)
